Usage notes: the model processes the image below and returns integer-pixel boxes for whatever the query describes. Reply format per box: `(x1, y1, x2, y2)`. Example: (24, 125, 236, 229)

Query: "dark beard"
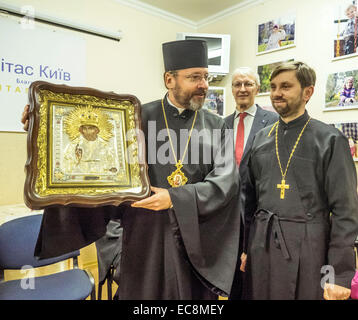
(172, 86, 207, 111)
(272, 92, 303, 118)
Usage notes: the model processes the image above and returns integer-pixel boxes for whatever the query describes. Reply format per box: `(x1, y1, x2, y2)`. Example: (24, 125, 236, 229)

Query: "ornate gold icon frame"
(24, 81, 150, 209)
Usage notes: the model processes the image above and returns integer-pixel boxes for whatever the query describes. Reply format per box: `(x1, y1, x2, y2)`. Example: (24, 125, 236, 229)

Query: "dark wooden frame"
(24, 81, 150, 209)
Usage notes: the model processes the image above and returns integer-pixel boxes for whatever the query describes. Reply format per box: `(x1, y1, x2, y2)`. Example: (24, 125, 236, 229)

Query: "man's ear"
(303, 85, 314, 103)
(164, 72, 176, 90)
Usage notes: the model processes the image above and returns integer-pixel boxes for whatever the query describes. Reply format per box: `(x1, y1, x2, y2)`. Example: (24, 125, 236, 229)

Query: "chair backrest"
(0, 214, 79, 270)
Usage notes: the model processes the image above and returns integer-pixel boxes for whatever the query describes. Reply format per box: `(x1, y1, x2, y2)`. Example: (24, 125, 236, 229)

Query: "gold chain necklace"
(275, 117, 311, 199)
(161, 99, 197, 187)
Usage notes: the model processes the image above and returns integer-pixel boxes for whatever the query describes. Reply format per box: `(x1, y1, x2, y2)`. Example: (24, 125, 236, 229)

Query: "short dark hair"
(167, 70, 178, 77)
(163, 70, 178, 89)
(270, 61, 316, 88)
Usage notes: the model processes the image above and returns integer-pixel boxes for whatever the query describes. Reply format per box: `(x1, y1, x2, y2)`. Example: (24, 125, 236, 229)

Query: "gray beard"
(172, 86, 206, 111)
(187, 99, 204, 111)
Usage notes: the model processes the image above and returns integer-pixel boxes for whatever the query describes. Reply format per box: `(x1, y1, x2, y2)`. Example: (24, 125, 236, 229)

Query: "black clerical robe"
(34, 95, 241, 299)
(243, 111, 358, 300)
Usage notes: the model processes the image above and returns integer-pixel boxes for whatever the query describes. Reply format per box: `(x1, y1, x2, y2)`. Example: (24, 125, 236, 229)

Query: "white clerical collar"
(235, 104, 257, 118)
(167, 95, 186, 114)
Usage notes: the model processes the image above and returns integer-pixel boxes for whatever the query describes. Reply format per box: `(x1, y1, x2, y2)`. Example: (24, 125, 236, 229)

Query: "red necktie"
(235, 112, 247, 165)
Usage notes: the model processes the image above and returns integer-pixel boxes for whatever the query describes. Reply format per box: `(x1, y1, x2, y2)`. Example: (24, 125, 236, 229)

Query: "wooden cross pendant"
(277, 179, 290, 199)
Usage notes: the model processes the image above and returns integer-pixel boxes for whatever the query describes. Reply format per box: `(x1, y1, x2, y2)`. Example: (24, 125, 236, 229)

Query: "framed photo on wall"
(203, 87, 225, 117)
(257, 59, 294, 95)
(257, 13, 296, 55)
(329, 122, 358, 161)
(324, 69, 358, 111)
(332, 0, 358, 60)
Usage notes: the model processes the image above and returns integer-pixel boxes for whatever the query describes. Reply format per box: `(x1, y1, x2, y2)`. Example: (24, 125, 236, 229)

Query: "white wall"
(198, 0, 358, 125)
(0, 0, 195, 205)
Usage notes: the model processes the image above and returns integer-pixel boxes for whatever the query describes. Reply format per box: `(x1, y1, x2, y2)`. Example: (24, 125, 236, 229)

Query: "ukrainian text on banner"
(0, 16, 86, 132)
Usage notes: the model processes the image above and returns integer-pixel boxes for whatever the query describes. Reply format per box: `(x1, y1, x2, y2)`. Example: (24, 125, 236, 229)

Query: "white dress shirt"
(233, 104, 257, 150)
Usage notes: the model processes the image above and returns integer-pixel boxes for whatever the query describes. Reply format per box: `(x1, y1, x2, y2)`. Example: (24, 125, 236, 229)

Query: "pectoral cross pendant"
(277, 179, 290, 199)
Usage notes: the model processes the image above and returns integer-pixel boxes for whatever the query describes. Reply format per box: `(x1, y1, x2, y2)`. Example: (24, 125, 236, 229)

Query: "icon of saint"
(63, 105, 118, 176)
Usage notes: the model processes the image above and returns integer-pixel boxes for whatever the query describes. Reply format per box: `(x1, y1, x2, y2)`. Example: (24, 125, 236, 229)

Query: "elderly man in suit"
(225, 67, 278, 299)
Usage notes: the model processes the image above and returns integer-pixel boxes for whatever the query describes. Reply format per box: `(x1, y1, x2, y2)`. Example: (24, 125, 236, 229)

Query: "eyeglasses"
(232, 82, 256, 89)
(181, 74, 213, 83)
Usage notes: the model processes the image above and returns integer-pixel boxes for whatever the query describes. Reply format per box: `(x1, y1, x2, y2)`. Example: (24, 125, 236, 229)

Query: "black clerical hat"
(162, 40, 208, 71)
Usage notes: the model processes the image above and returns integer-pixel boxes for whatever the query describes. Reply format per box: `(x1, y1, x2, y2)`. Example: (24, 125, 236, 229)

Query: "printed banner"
(0, 16, 86, 132)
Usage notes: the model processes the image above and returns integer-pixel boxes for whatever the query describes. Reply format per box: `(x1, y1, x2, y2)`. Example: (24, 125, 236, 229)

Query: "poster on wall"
(257, 59, 294, 95)
(257, 13, 296, 55)
(332, 0, 358, 60)
(329, 122, 358, 161)
(203, 87, 225, 117)
(324, 69, 358, 111)
(0, 16, 86, 132)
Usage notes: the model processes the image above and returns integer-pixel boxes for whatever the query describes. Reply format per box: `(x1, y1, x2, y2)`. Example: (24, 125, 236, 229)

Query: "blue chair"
(0, 214, 95, 300)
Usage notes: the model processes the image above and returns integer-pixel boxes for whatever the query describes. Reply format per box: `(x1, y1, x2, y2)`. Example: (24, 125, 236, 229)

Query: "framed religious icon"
(24, 81, 151, 209)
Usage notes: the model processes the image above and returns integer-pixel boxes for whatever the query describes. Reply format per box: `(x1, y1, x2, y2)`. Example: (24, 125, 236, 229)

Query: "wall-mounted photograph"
(257, 13, 296, 55)
(329, 122, 358, 161)
(203, 87, 225, 117)
(325, 69, 358, 110)
(257, 59, 294, 95)
(333, 0, 358, 60)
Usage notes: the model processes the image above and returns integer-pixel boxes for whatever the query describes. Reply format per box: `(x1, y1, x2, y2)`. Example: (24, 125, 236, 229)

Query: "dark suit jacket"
(225, 104, 278, 195)
(224, 104, 278, 299)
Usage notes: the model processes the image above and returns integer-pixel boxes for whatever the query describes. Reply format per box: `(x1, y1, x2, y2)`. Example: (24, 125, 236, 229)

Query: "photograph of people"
(257, 13, 295, 54)
(257, 59, 294, 94)
(329, 122, 358, 160)
(325, 70, 358, 110)
(339, 76, 356, 106)
(203, 87, 225, 116)
(334, 1, 358, 58)
(266, 24, 286, 50)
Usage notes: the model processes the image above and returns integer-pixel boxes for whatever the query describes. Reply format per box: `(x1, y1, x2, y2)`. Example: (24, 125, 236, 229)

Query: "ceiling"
(116, 0, 259, 26)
